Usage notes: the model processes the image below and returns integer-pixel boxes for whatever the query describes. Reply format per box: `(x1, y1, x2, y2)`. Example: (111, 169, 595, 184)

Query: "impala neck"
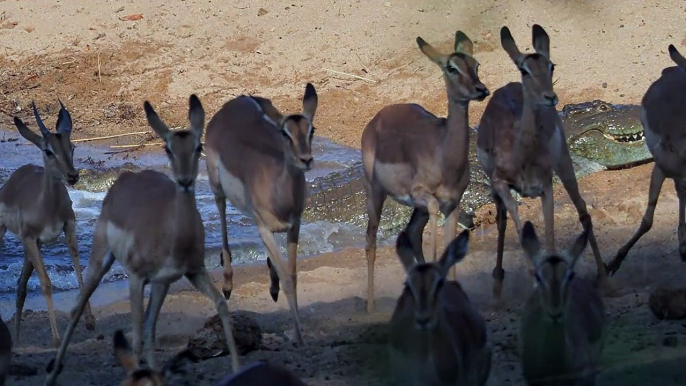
(518, 92, 554, 162)
(442, 98, 470, 166)
(175, 187, 200, 227)
(41, 168, 64, 212)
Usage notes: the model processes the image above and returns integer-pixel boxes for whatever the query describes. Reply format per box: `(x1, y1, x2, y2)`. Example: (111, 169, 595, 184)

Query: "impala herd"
(0, 23, 683, 386)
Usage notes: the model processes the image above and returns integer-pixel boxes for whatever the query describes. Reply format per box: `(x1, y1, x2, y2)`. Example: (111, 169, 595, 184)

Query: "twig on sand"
(104, 148, 143, 155)
(323, 68, 376, 83)
(97, 51, 102, 83)
(19, 131, 150, 146)
(355, 53, 372, 76)
(73, 131, 150, 143)
(109, 143, 162, 149)
(109, 142, 207, 157)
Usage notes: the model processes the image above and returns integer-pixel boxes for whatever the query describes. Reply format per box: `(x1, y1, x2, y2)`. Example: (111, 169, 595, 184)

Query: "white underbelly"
(38, 222, 64, 243)
(105, 222, 186, 282)
(0, 204, 21, 235)
(106, 222, 136, 264)
(217, 163, 253, 215)
(374, 161, 413, 202)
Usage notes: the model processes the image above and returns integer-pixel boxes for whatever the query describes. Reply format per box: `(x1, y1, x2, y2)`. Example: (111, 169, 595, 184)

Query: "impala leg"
(128, 275, 145, 361)
(22, 237, 60, 347)
(287, 219, 301, 309)
(541, 184, 556, 253)
(557, 151, 607, 284)
(64, 219, 95, 331)
(0, 225, 5, 251)
(215, 196, 234, 300)
(443, 209, 459, 280)
(405, 209, 429, 264)
(45, 249, 115, 386)
(410, 186, 440, 262)
(143, 282, 170, 369)
(675, 180, 686, 261)
(492, 193, 508, 299)
(186, 268, 240, 373)
(364, 180, 386, 314)
(258, 225, 304, 345)
(15, 257, 33, 345)
(606, 165, 665, 275)
(491, 182, 523, 300)
(427, 198, 440, 262)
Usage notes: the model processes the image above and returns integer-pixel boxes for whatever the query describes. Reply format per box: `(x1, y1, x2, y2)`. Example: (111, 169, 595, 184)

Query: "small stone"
(602, 82, 608, 88)
(187, 311, 262, 361)
(258, 8, 269, 16)
(663, 336, 678, 348)
(649, 287, 686, 320)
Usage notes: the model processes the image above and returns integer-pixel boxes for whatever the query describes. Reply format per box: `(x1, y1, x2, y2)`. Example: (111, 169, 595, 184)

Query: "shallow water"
(0, 134, 394, 296)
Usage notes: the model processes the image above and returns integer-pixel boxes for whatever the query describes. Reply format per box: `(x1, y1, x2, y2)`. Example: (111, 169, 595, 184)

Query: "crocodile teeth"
(614, 132, 645, 142)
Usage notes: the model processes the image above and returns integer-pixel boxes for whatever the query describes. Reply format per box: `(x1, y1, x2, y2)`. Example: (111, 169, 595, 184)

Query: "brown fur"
(44, 95, 240, 386)
(388, 230, 491, 386)
(519, 221, 606, 385)
(360, 31, 489, 313)
(205, 83, 318, 345)
(477, 24, 607, 299)
(0, 101, 94, 348)
(606, 44, 686, 274)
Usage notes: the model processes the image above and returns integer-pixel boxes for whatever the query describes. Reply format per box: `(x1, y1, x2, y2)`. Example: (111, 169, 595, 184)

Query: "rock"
(649, 287, 686, 320)
(186, 312, 262, 361)
(257, 8, 269, 16)
(10, 363, 38, 376)
(663, 336, 678, 348)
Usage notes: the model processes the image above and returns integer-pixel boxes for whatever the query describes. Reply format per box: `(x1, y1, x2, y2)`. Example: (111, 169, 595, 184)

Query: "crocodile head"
(561, 100, 653, 169)
(73, 161, 141, 192)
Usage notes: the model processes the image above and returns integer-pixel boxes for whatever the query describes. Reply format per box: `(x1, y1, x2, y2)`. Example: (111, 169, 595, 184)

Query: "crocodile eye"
(599, 104, 609, 112)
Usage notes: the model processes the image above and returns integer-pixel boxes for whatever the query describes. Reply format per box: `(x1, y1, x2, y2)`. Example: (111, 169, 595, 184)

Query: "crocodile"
(303, 100, 650, 232)
(67, 100, 650, 234)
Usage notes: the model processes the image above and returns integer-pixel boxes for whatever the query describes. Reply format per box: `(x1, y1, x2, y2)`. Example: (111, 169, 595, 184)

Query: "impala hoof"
(366, 300, 375, 314)
(679, 243, 686, 262)
(46, 358, 63, 375)
(85, 317, 96, 332)
(604, 262, 619, 277)
(270, 287, 279, 302)
(223, 289, 232, 300)
(492, 267, 505, 281)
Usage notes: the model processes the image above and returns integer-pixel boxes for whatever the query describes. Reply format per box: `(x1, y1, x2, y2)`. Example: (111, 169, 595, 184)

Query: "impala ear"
(669, 44, 686, 70)
(417, 36, 449, 66)
(301, 83, 318, 122)
(501, 26, 524, 66)
(143, 100, 172, 142)
(532, 24, 550, 59)
(396, 231, 418, 272)
(520, 221, 542, 264)
(454, 31, 474, 56)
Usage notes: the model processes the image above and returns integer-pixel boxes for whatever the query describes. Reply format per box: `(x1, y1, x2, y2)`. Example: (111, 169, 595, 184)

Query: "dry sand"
(1, 0, 686, 385)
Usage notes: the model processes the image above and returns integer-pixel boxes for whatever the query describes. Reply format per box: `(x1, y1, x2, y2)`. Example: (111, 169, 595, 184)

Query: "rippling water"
(0, 134, 393, 295)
